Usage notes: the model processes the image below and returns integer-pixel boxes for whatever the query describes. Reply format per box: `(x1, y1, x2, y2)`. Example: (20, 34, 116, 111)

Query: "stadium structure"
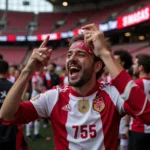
(0, 0, 150, 66)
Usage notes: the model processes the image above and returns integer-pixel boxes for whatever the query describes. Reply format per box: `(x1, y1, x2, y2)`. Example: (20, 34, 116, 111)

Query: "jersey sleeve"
(103, 83, 125, 115)
(135, 79, 144, 90)
(30, 88, 59, 118)
(112, 70, 150, 125)
(1, 101, 39, 125)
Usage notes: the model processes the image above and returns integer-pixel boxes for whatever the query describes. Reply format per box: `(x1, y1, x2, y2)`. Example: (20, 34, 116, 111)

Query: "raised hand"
(82, 23, 109, 58)
(24, 36, 52, 73)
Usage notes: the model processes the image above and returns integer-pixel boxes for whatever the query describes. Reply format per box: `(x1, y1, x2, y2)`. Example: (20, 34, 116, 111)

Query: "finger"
(84, 30, 94, 35)
(39, 35, 49, 48)
(39, 49, 52, 62)
(33, 48, 49, 52)
(86, 36, 94, 50)
(81, 23, 98, 31)
(46, 49, 52, 58)
(33, 53, 46, 65)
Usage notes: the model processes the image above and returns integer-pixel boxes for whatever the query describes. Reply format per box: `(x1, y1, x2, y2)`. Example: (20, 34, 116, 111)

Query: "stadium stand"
(54, 10, 96, 32)
(33, 12, 67, 35)
(50, 47, 67, 61)
(132, 45, 150, 58)
(112, 42, 149, 53)
(2, 11, 34, 35)
(0, 46, 27, 64)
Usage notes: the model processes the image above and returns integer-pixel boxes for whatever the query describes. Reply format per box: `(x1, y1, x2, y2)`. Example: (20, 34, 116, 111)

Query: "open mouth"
(69, 66, 81, 79)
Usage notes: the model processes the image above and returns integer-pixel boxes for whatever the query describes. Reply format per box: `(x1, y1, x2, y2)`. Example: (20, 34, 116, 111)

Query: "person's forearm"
(0, 68, 32, 121)
(100, 51, 124, 79)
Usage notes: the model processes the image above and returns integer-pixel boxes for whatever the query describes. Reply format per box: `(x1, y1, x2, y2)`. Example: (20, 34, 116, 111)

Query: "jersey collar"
(69, 81, 100, 97)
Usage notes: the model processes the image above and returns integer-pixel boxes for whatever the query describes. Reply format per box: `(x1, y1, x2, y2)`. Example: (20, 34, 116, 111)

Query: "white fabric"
(30, 83, 125, 149)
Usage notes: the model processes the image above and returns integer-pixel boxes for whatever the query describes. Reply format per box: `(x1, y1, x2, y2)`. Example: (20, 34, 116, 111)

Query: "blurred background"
(0, 0, 150, 67)
(0, 0, 150, 149)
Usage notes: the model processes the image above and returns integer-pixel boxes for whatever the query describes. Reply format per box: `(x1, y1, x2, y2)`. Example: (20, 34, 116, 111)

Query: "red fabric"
(70, 40, 92, 55)
(2, 101, 39, 125)
(16, 125, 29, 150)
(131, 78, 150, 133)
(50, 89, 70, 149)
(59, 75, 65, 86)
(112, 70, 150, 125)
(100, 90, 121, 150)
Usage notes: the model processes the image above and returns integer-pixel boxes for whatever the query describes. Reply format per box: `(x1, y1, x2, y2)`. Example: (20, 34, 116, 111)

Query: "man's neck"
(139, 72, 150, 78)
(72, 78, 97, 96)
(0, 74, 6, 78)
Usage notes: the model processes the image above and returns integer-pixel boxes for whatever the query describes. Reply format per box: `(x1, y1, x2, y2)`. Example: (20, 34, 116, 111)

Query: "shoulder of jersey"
(99, 81, 112, 90)
(52, 85, 70, 92)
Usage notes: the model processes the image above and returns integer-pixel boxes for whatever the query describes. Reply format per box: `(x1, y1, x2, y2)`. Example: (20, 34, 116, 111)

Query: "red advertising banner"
(117, 5, 150, 29)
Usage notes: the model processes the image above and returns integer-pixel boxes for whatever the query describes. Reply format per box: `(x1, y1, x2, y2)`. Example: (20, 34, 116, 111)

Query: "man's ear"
(121, 61, 125, 67)
(95, 61, 102, 73)
(139, 65, 143, 72)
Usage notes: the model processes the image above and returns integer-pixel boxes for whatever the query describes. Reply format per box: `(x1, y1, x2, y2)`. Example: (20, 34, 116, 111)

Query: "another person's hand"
(82, 23, 109, 58)
(24, 36, 52, 73)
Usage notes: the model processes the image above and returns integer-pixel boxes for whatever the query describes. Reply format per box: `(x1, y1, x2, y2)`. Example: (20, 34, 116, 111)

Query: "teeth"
(70, 67, 78, 69)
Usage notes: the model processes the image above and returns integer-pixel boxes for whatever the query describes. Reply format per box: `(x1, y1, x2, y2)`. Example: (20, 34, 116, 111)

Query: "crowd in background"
(0, 48, 150, 150)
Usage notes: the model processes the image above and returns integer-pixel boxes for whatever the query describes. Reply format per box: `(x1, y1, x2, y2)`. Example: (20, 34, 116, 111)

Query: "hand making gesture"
(24, 36, 52, 73)
(82, 23, 109, 58)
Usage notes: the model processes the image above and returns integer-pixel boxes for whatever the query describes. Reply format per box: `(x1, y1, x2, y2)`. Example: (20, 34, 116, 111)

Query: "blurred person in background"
(7, 65, 18, 83)
(26, 70, 45, 140)
(128, 54, 150, 150)
(14, 69, 21, 81)
(100, 66, 112, 83)
(43, 62, 60, 128)
(60, 66, 69, 87)
(44, 62, 60, 89)
(0, 60, 17, 150)
(113, 49, 133, 150)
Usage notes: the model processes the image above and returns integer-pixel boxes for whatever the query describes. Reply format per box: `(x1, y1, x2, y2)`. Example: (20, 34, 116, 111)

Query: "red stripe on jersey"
(112, 70, 131, 94)
(50, 90, 70, 149)
(131, 79, 144, 132)
(131, 78, 150, 133)
(1, 101, 39, 125)
(113, 70, 150, 125)
(99, 90, 121, 150)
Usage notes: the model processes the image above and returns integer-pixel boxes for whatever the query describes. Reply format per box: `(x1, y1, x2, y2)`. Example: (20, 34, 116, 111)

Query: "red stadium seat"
(0, 46, 27, 65)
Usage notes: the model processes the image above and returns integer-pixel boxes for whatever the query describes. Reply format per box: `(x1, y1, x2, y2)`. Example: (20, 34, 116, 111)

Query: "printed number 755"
(72, 124, 96, 139)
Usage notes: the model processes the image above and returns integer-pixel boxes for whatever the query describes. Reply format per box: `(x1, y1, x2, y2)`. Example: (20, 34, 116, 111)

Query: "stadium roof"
(48, 0, 119, 6)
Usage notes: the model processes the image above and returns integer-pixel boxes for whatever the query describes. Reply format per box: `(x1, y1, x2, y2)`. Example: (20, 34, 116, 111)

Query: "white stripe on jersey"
(100, 82, 124, 114)
(120, 80, 137, 101)
(30, 89, 59, 118)
(66, 92, 105, 150)
(136, 96, 147, 116)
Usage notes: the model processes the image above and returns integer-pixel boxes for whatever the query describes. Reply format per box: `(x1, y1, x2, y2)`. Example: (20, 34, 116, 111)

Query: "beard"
(68, 65, 94, 87)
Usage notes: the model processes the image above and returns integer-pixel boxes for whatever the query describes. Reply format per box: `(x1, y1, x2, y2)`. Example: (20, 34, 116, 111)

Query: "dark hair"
(69, 34, 105, 79)
(0, 53, 3, 60)
(49, 62, 57, 68)
(114, 50, 133, 70)
(0, 60, 9, 74)
(136, 54, 150, 73)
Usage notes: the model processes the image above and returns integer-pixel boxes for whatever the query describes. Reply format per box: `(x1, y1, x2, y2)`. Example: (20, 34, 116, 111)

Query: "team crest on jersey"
(93, 96, 105, 112)
(31, 95, 40, 101)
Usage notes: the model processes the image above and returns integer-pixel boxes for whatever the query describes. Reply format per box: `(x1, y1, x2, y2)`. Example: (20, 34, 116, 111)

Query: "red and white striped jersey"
(130, 77, 150, 133)
(7, 74, 15, 83)
(3, 70, 150, 150)
(31, 74, 44, 98)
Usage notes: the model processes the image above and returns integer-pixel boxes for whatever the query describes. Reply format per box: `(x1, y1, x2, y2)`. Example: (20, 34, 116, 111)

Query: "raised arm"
(82, 23, 150, 124)
(0, 36, 52, 121)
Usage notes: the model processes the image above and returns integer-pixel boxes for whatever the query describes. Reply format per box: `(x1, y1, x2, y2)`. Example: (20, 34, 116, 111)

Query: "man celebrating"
(1, 24, 150, 150)
(128, 54, 150, 150)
